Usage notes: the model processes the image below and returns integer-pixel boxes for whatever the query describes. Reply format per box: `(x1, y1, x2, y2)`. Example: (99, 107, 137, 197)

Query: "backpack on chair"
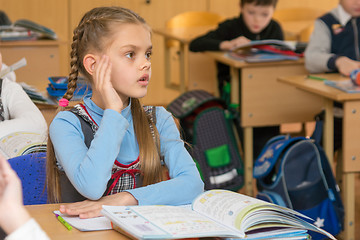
(254, 135, 344, 240)
(167, 90, 244, 191)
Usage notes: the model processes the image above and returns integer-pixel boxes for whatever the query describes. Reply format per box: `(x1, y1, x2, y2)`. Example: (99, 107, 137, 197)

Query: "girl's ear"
(83, 54, 97, 76)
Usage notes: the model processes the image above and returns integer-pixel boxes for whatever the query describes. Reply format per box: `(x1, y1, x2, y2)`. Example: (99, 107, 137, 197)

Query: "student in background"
(305, 0, 360, 76)
(189, 0, 283, 158)
(46, 6, 204, 218)
(0, 53, 47, 139)
(0, 154, 49, 240)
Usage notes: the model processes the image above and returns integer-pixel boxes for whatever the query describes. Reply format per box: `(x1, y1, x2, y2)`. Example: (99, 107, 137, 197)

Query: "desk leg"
(244, 127, 254, 196)
(179, 43, 188, 93)
(230, 66, 254, 196)
(342, 172, 355, 240)
(164, 37, 172, 89)
(323, 99, 334, 168)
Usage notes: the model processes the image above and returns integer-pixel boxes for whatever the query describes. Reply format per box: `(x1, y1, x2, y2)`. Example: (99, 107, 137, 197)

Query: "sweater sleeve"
(189, 20, 235, 52)
(0, 79, 47, 138)
(305, 19, 335, 73)
(5, 219, 49, 240)
(49, 109, 130, 200)
(127, 107, 204, 205)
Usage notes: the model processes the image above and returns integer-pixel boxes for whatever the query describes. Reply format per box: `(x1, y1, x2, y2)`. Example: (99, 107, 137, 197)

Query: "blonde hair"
(46, 6, 162, 203)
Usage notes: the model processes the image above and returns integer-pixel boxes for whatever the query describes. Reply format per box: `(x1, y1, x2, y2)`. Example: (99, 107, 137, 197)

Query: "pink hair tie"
(59, 98, 69, 107)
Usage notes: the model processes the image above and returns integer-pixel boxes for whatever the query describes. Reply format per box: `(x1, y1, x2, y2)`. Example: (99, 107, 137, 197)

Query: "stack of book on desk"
(227, 39, 303, 63)
(0, 19, 57, 41)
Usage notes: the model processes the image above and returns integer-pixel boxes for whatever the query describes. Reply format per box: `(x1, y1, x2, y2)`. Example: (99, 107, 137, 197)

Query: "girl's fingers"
(60, 200, 102, 217)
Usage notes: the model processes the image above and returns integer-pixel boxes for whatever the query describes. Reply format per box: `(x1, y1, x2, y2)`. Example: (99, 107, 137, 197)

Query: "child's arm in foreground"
(0, 155, 49, 240)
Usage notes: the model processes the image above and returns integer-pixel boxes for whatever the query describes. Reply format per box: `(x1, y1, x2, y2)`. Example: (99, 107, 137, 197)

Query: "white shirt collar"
(335, 4, 352, 26)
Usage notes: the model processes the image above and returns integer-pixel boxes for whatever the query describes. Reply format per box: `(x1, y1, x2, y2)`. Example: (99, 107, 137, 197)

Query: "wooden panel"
(0, 0, 69, 75)
(208, 0, 240, 18)
(241, 64, 324, 127)
(276, 0, 338, 11)
(0, 41, 61, 90)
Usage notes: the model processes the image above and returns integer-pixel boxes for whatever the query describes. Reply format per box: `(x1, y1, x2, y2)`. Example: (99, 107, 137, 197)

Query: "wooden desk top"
(153, 26, 216, 43)
(25, 204, 128, 240)
(278, 74, 360, 102)
(205, 51, 305, 68)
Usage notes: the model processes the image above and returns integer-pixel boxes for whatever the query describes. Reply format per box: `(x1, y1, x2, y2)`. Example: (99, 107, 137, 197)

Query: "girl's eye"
(145, 51, 152, 60)
(126, 52, 134, 59)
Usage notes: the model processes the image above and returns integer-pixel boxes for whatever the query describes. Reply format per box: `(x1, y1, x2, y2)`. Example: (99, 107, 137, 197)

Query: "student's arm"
(189, 19, 235, 52)
(59, 107, 204, 219)
(0, 79, 47, 138)
(50, 109, 130, 200)
(304, 19, 335, 73)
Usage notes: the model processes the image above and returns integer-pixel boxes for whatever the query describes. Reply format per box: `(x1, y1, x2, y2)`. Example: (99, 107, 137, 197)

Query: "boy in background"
(189, 0, 283, 157)
(305, 0, 360, 76)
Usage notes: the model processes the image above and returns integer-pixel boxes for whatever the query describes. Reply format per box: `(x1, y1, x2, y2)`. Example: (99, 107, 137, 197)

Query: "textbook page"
(102, 205, 244, 239)
(192, 190, 336, 240)
(0, 131, 46, 158)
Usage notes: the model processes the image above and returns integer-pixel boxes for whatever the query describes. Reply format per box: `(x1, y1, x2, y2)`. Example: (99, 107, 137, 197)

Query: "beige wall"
(0, 0, 339, 105)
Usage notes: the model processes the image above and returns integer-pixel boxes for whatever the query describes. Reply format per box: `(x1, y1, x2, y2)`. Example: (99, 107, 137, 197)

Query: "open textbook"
(101, 189, 335, 240)
(0, 132, 46, 159)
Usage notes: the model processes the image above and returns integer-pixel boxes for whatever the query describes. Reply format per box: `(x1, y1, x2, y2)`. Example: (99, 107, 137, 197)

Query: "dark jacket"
(189, 14, 283, 82)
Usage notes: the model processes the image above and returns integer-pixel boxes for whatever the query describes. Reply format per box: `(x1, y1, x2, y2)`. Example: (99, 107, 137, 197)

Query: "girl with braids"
(46, 6, 204, 218)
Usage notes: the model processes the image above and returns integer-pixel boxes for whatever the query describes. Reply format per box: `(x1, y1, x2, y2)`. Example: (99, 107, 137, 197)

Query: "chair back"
(166, 11, 224, 28)
(273, 7, 325, 41)
(8, 152, 47, 205)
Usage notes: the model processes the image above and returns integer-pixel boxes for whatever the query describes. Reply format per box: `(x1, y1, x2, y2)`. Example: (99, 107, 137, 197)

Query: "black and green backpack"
(167, 90, 244, 191)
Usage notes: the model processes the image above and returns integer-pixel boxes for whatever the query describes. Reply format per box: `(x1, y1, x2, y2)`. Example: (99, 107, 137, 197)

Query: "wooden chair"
(164, 11, 225, 94)
(166, 11, 225, 47)
(273, 7, 325, 41)
(167, 11, 225, 28)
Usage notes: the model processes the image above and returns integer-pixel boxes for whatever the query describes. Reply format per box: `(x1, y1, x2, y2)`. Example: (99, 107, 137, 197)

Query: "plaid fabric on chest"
(107, 158, 141, 195)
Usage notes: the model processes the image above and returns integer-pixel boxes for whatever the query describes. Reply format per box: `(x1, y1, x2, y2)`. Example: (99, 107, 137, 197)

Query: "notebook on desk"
(226, 51, 299, 63)
(324, 79, 360, 93)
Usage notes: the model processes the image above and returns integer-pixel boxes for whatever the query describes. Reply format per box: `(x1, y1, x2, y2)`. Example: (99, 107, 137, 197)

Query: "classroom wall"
(0, 0, 338, 106)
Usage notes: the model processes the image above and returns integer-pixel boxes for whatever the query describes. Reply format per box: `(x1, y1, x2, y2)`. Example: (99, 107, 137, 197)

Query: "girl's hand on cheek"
(93, 55, 123, 112)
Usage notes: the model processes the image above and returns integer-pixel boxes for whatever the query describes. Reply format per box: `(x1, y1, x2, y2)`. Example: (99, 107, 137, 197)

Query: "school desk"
(153, 26, 216, 93)
(278, 73, 358, 240)
(25, 204, 210, 240)
(204, 52, 324, 196)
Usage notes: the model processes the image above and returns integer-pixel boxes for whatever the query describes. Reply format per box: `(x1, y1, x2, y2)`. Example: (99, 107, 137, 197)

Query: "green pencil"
(307, 75, 327, 81)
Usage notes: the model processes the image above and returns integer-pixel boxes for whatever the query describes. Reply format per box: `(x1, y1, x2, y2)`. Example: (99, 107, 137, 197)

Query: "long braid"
(46, 20, 83, 203)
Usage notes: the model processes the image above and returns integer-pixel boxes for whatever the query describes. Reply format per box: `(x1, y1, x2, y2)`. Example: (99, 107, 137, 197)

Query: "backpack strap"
(0, 78, 4, 121)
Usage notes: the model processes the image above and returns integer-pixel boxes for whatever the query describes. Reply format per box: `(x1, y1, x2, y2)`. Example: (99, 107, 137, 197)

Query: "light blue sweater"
(49, 95, 204, 205)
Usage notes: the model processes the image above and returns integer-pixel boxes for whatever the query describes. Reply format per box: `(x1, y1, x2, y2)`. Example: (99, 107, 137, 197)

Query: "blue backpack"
(253, 135, 344, 240)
